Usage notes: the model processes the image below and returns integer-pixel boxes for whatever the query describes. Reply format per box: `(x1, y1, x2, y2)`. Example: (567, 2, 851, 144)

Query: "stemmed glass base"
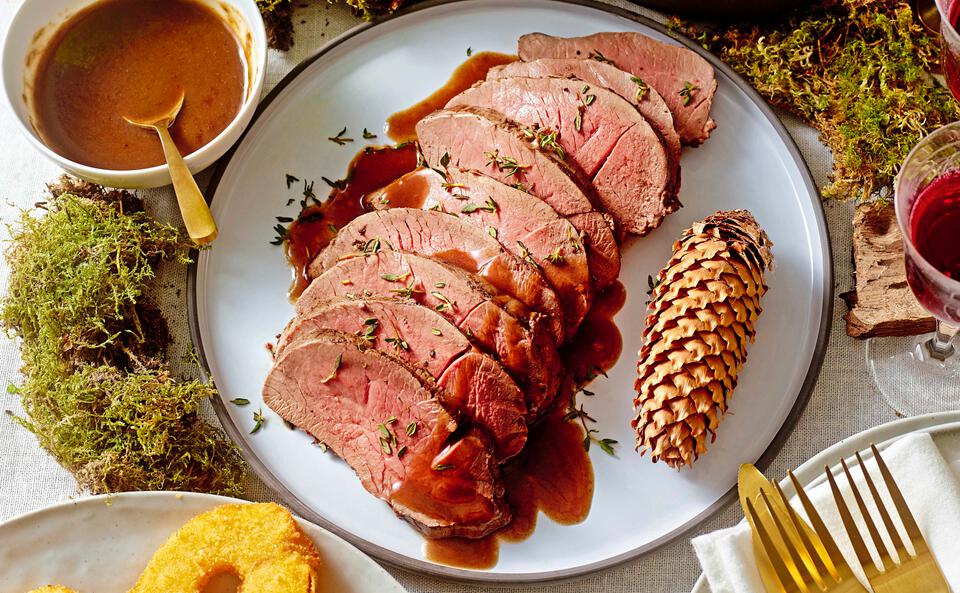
(867, 328, 960, 416)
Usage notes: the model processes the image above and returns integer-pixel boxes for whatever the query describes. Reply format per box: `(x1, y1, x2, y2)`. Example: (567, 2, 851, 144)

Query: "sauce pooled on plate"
(31, 0, 246, 170)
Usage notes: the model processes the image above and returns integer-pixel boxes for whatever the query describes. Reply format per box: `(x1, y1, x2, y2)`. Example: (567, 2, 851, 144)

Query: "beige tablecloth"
(0, 1, 902, 591)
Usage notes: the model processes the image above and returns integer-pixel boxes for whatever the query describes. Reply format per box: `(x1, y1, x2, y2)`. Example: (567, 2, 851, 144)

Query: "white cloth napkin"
(693, 432, 960, 593)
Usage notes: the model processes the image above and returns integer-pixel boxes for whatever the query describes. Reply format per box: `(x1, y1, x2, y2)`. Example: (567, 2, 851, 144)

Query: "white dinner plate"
(691, 411, 960, 592)
(189, 0, 831, 582)
(0, 492, 406, 593)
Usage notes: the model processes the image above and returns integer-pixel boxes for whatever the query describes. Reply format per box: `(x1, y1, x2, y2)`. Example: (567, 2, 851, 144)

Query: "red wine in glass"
(906, 170, 960, 324)
(943, 0, 960, 99)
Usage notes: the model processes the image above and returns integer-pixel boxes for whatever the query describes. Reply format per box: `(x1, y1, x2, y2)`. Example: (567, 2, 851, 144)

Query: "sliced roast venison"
(308, 208, 566, 344)
(262, 330, 510, 538)
(277, 297, 527, 460)
(488, 57, 681, 191)
(416, 108, 621, 288)
(518, 32, 717, 146)
(297, 250, 561, 418)
(447, 76, 678, 236)
(367, 168, 591, 334)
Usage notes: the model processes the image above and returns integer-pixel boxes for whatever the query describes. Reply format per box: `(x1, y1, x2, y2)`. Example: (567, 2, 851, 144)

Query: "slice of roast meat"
(447, 76, 678, 236)
(417, 108, 620, 288)
(277, 297, 527, 460)
(308, 208, 565, 344)
(488, 57, 681, 191)
(297, 250, 561, 418)
(518, 32, 717, 146)
(263, 330, 510, 538)
(367, 168, 591, 334)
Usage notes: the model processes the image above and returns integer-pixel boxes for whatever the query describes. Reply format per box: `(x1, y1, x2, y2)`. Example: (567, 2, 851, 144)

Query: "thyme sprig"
(524, 126, 566, 160)
(589, 49, 615, 65)
(679, 81, 698, 106)
(630, 76, 649, 102)
(328, 126, 354, 145)
(485, 150, 530, 178)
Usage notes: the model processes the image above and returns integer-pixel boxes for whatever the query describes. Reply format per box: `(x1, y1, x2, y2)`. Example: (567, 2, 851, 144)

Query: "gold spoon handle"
(155, 125, 218, 245)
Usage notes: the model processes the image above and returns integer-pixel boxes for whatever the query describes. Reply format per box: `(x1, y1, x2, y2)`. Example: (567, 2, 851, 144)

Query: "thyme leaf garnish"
(328, 126, 354, 145)
(484, 150, 529, 178)
(251, 409, 266, 434)
(431, 291, 455, 312)
(460, 197, 498, 214)
(545, 246, 565, 264)
(390, 280, 422, 299)
(362, 128, 377, 139)
(524, 126, 566, 160)
(322, 176, 347, 190)
(630, 76, 649, 102)
(589, 49, 615, 65)
(384, 333, 409, 352)
(230, 397, 250, 406)
(285, 174, 300, 189)
(357, 317, 379, 344)
(270, 223, 287, 246)
(679, 81, 698, 106)
(319, 353, 342, 384)
(381, 272, 411, 282)
(516, 240, 542, 270)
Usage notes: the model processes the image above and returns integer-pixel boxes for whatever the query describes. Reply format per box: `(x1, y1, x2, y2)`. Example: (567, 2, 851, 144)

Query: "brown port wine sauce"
(284, 144, 419, 299)
(385, 51, 518, 143)
(31, 0, 246, 170)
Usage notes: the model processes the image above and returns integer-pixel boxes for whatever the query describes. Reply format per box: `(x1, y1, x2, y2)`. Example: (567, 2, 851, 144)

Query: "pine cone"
(633, 210, 773, 468)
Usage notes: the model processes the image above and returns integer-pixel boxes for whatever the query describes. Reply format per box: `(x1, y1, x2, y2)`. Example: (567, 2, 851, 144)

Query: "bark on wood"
(843, 202, 936, 338)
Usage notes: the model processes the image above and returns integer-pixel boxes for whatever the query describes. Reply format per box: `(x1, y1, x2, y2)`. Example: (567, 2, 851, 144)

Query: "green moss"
(2, 179, 245, 496)
(257, 0, 404, 50)
(674, 0, 957, 202)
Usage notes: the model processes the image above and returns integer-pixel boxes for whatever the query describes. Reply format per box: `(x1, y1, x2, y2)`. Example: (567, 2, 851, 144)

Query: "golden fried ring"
(129, 503, 322, 593)
(26, 587, 78, 593)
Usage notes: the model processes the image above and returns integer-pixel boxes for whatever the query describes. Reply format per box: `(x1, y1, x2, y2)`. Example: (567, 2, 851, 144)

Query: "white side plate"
(691, 411, 960, 592)
(0, 492, 406, 593)
(190, 0, 831, 582)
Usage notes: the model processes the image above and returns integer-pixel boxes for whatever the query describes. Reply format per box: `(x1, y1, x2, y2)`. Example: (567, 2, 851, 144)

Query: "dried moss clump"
(258, 0, 405, 50)
(2, 178, 246, 495)
(673, 0, 958, 202)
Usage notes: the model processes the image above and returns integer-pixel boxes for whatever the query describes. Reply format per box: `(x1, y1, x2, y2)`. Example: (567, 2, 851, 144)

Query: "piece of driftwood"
(842, 202, 936, 338)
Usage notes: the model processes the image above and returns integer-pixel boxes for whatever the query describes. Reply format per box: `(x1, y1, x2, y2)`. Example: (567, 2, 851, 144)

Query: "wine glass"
(867, 122, 960, 416)
(940, 0, 960, 99)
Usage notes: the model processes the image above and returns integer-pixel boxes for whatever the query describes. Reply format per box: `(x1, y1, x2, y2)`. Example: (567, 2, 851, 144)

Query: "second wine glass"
(867, 121, 960, 416)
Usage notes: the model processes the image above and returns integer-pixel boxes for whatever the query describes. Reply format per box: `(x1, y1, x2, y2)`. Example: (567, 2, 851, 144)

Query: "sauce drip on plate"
(425, 282, 625, 569)
(285, 144, 419, 298)
(385, 51, 517, 143)
(32, 0, 246, 170)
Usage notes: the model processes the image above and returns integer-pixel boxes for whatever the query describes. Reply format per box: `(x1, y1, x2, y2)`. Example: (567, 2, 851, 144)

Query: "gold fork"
(825, 444, 951, 593)
(740, 464, 867, 593)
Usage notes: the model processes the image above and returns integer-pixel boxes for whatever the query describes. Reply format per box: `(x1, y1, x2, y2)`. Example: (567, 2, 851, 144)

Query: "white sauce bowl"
(1, 0, 267, 189)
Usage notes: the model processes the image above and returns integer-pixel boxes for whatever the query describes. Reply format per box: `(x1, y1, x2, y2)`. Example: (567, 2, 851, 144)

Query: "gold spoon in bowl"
(124, 92, 218, 245)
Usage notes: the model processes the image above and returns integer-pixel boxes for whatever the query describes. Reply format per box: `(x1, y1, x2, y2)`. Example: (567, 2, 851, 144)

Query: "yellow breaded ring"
(26, 587, 78, 593)
(129, 503, 322, 593)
